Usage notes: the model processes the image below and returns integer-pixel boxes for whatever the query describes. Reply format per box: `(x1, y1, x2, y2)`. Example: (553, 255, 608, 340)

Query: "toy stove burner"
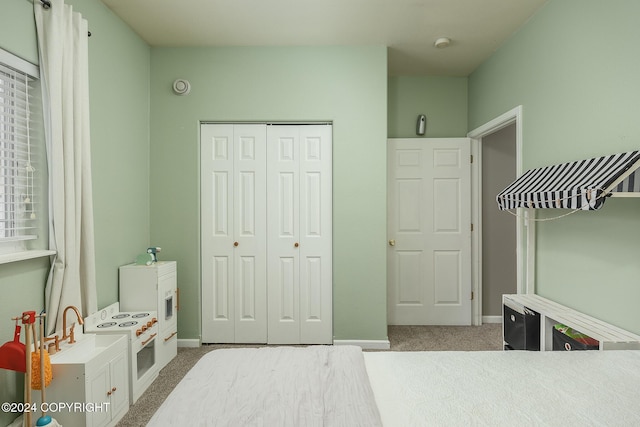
(112, 313, 131, 319)
(91, 311, 151, 330)
(132, 313, 150, 318)
(119, 321, 138, 328)
(97, 321, 118, 328)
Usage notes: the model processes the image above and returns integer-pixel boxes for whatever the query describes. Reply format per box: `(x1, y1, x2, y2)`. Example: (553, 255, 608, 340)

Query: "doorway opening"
(468, 106, 524, 326)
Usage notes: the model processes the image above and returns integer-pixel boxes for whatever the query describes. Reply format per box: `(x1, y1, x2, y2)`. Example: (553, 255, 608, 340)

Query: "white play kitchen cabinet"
(119, 261, 178, 369)
(43, 334, 129, 427)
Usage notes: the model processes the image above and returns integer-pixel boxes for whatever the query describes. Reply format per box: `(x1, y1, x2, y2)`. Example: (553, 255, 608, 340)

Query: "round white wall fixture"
(172, 79, 191, 95)
(434, 37, 451, 49)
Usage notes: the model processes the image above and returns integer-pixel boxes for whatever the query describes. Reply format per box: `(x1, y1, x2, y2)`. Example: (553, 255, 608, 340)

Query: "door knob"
(233, 242, 239, 247)
(388, 239, 395, 246)
(294, 242, 299, 248)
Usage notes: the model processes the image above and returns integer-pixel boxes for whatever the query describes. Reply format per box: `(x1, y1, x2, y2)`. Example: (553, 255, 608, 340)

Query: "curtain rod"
(38, 0, 92, 37)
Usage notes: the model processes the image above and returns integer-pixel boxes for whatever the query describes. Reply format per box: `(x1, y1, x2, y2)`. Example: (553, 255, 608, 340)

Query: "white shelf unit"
(503, 294, 640, 351)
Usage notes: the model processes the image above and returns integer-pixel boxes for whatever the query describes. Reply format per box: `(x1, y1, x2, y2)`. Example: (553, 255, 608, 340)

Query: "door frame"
(467, 106, 524, 326)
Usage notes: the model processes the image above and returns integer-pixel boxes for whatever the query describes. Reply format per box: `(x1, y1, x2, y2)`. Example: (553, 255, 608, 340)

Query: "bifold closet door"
(201, 124, 267, 343)
(267, 125, 333, 344)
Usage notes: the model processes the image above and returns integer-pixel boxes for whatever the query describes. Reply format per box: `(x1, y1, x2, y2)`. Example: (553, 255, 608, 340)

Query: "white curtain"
(34, 0, 97, 334)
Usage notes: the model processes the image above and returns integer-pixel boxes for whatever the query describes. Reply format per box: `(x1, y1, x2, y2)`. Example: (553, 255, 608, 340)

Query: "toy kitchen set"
(86, 249, 178, 403)
(6, 252, 178, 427)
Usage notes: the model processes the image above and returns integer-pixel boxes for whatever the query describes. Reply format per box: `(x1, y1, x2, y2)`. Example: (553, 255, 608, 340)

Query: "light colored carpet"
(387, 324, 503, 352)
(117, 324, 502, 426)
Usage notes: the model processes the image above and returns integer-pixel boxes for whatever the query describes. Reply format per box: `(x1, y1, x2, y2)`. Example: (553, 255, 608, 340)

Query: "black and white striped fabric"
(615, 168, 640, 192)
(497, 151, 640, 211)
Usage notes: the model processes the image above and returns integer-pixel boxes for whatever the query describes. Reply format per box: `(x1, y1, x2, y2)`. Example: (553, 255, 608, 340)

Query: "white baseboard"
(178, 338, 201, 348)
(333, 339, 390, 350)
(177, 339, 391, 349)
(482, 315, 502, 324)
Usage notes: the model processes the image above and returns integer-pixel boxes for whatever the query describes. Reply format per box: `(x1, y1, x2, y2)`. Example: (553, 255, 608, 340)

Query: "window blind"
(0, 60, 39, 241)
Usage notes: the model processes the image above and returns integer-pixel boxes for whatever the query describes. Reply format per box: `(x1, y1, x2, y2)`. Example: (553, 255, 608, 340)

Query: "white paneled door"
(201, 123, 332, 344)
(387, 138, 472, 325)
(201, 124, 267, 343)
(267, 125, 332, 344)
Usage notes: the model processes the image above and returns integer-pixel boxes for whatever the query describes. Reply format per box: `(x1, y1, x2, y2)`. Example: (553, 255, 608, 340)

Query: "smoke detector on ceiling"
(434, 37, 451, 49)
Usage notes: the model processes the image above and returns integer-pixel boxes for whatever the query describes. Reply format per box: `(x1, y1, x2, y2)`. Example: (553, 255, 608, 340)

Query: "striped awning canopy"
(497, 151, 640, 211)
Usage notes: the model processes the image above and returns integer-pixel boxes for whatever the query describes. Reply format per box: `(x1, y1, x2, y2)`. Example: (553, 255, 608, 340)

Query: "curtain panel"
(34, 0, 97, 334)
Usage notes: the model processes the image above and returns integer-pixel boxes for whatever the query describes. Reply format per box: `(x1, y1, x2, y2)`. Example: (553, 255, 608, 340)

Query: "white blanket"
(148, 345, 382, 426)
(364, 350, 640, 427)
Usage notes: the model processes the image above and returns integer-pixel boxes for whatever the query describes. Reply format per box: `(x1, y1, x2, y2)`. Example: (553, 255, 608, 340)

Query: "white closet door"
(267, 125, 332, 344)
(201, 124, 267, 343)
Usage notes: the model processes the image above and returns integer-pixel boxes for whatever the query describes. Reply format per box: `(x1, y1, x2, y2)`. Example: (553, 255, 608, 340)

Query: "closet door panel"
(212, 256, 231, 319)
(302, 256, 323, 321)
(304, 172, 322, 235)
(202, 124, 267, 343)
(267, 126, 301, 344)
(267, 125, 332, 344)
(277, 173, 296, 236)
(238, 172, 257, 235)
(299, 125, 333, 344)
(201, 124, 235, 343)
(237, 256, 257, 319)
(233, 125, 267, 343)
(212, 172, 230, 235)
(277, 256, 298, 321)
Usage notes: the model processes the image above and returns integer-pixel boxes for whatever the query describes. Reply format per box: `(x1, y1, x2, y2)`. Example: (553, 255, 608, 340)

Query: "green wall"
(388, 75, 468, 138)
(469, 0, 640, 333)
(149, 46, 388, 341)
(0, 2, 149, 423)
(0, 0, 39, 65)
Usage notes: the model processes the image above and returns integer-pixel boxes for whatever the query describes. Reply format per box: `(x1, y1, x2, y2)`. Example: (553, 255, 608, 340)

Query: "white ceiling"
(100, 0, 547, 76)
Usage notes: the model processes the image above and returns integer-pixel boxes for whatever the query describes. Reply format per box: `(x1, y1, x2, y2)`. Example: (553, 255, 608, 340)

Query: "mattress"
(147, 345, 382, 426)
(363, 350, 640, 426)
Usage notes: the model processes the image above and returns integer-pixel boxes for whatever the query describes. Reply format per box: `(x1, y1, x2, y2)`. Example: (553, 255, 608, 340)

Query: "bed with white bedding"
(365, 350, 640, 426)
(148, 345, 382, 426)
(148, 346, 640, 426)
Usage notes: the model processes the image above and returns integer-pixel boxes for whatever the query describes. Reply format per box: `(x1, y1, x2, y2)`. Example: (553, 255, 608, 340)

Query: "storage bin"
(553, 324, 599, 351)
(503, 304, 540, 351)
